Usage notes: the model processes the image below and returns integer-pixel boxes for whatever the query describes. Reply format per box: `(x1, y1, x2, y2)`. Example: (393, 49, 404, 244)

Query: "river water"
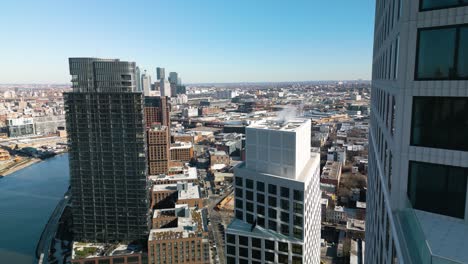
(0, 154, 70, 264)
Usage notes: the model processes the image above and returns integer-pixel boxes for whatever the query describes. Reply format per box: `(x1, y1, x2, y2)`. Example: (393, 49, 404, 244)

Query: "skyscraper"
(136, 66, 141, 92)
(66, 57, 150, 242)
(141, 70, 151, 96)
(160, 78, 171, 97)
(144, 96, 171, 175)
(367, 1, 468, 263)
(225, 118, 321, 264)
(168, 72, 178, 84)
(156, 67, 165, 80)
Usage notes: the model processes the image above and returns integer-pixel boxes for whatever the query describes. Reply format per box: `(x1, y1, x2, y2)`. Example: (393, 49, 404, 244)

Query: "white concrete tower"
(225, 118, 321, 264)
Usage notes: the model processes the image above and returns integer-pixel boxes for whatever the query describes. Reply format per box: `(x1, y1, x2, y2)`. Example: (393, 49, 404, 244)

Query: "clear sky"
(0, 0, 375, 84)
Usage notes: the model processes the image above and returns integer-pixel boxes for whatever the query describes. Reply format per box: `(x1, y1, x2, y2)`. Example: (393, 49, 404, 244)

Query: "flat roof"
(248, 118, 309, 131)
(149, 208, 206, 241)
(72, 242, 142, 260)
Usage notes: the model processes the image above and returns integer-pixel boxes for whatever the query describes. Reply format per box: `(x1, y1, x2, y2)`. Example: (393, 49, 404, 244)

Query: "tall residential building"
(225, 119, 321, 264)
(141, 71, 151, 96)
(144, 96, 170, 127)
(136, 66, 141, 92)
(367, 1, 468, 263)
(147, 125, 170, 175)
(160, 78, 172, 97)
(65, 58, 149, 242)
(168, 72, 178, 84)
(156, 67, 165, 80)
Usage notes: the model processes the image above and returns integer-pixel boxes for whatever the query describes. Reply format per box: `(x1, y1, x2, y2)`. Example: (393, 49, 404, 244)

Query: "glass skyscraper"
(65, 58, 150, 242)
(367, 1, 468, 263)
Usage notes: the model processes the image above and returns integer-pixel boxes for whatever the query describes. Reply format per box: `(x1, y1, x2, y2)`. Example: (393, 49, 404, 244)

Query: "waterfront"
(0, 154, 69, 264)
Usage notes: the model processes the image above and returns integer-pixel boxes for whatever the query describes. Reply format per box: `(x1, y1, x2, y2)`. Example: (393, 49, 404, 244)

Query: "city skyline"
(1, 0, 375, 84)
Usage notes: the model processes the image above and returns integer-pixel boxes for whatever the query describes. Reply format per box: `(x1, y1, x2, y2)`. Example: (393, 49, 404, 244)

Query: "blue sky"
(0, 0, 375, 84)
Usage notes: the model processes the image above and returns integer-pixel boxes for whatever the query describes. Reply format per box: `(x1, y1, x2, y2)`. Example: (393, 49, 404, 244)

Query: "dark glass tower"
(65, 58, 150, 242)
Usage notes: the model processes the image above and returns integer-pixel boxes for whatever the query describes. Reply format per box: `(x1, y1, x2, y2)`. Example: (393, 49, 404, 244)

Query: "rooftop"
(170, 141, 193, 149)
(248, 118, 308, 131)
(72, 242, 142, 260)
(321, 161, 342, 180)
(152, 182, 200, 200)
(149, 167, 197, 182)
(149, 207, 206, 241)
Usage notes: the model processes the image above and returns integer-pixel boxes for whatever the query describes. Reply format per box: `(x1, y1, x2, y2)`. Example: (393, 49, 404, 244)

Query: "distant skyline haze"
(0, 0, 375, 84)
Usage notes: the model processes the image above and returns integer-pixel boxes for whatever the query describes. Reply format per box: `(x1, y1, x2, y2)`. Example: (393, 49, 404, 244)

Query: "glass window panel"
(257, 181, 265, 192)
(421, 0, 460, 10)
(417, 28, 456, 79)
(411, 97, 468, 151)
(408, 161, 467, 219)
(458, 28, 468, 78)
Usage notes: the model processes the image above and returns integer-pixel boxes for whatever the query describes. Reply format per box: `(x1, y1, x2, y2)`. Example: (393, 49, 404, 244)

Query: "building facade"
(147, 126, 170, 175)
(367, 1, 468, 263)
(144, 96, 170, 127)
(65, 57, 149, 242)
(225, 119, 321, 264)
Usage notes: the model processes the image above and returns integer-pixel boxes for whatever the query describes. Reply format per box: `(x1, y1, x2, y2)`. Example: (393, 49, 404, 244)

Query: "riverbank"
(0, 157, 41, 176)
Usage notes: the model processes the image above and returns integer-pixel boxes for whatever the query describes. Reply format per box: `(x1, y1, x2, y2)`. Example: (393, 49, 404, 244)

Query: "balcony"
(396, 198, 468, 264)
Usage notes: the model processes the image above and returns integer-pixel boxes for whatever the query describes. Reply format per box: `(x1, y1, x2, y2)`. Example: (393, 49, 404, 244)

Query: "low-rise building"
(170, 142, 194, 162)
(320, 161, 342, 188)
(71, 242, 143, 264)
(148, 205, 210, 264)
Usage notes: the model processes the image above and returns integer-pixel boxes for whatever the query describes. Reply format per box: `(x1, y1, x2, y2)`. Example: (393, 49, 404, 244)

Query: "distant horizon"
(0, 79, 371, 87)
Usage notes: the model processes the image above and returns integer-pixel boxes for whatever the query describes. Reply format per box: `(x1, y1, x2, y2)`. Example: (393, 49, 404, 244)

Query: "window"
(239, 247, 248, 258)
(420, 0, 468, 11)
(265, 240, 275, 250)
(235, 188, 243, 198)
(416, 27, 456, 79)
(257, 181, 265, 192)
(281, 212, 289, 222)
(293, 190, 303, 201)
(246, 202, 254, 212)
(411, 97, 468, 151)
(293, 227, 303, 239)
(268, 208, 277, 219)
(227, 257, 236, 264)
(280, 199, 289, 211)
(258, 216, 265, 227)
(293, 215, 303, 226)
(246, 179, 253, 189)
(265, 252, 275, 262)
(246, 213, 254, 224)
(280, 187, 289, 198)
(235, 177, 243, 187)
(268, 184, 277, 195)
(257, 193, 265, 204)
(408, 161, 467, 219)
(236, 199, 243, 209)
(416, 25, 468, 80)
(268, 196, 277, 207)
(293, 202, 303, 214)
(268, 220, 277, 231)
(239, 236, 249, 246)
(236, 210, 243, 220)
(281, 224, 289, 235)
(278, 242, 288, 252)
(227, 234, 236, 244)
(278, 254, 288, 263)
(256, 204, 265, 215)
(292, 244, 303, 254)
(252, 237, 261, 248)
(292, 256, 303, 264)
(227, 245, 236, 255)
(246, 191, 254, 201)
(252, 249, 261, 260)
